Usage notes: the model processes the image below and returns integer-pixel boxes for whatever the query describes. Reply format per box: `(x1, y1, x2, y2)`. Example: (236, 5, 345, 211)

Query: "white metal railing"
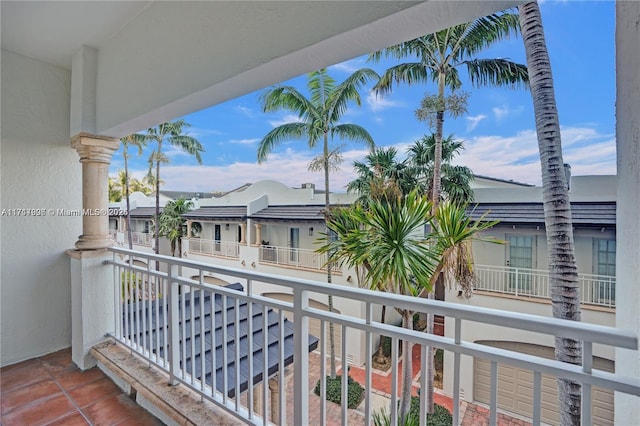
(106, 247, 638, 426)
(124, 231, 153, 246)
(475, 264, 616, 308)
(259, 245, 338, 274)
(189, 238, 240, 258)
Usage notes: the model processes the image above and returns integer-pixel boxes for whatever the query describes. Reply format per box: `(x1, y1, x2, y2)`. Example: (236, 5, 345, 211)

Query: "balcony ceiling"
(1, 1, 523, 137)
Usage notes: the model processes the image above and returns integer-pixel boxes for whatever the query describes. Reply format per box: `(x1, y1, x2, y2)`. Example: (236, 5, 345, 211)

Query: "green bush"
(434, 348, 444, 371)
(373, 398, 452, 426)
(313, 375, 364, 409)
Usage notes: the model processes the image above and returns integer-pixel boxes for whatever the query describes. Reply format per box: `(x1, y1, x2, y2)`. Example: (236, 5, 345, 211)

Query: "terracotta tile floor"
(0, 348, 163, 426)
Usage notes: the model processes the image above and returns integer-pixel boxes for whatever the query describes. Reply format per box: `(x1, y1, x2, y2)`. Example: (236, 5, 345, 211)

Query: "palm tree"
(321, 194, 496, 422)
(347, 147, 417, 203)
(108, 177, 122, 202)
(120, 133, 148, 250)
(407, 134, 474, 206)
(147, 120, 204, 255)
(371, 11, 528, 210)
(158, 198, 195, 257)
(518, 3, 581, 424)
(258, 67, 378, 377)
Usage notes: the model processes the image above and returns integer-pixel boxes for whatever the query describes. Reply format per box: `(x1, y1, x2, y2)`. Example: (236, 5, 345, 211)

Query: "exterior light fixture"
(225, 223, 230, 231)
(309, 227, 314, 236)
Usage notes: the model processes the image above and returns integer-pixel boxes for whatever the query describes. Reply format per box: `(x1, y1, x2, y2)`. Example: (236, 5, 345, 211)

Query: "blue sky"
(110, 1, 616, 193)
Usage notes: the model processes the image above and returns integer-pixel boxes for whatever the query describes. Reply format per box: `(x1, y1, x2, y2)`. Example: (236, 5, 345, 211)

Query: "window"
(289, 227, 299, 262)
(594, 239, 616, 302)
(507, 235, 535, 292)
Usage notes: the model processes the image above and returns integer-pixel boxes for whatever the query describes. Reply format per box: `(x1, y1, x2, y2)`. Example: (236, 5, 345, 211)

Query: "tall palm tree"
(518, 3, 581, 424)
(371, 11, 528, 210)
(120, 133, 148, 250)
(258, 67, 378, 377)
(407, 134, 474, 206)
(158, 198, 196, 257)
(147, 120, 204, 255)
(321, 194, 496, 422)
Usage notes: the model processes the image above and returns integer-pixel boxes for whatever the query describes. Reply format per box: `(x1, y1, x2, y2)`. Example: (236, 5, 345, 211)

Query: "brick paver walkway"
(284, 344, 531, 426)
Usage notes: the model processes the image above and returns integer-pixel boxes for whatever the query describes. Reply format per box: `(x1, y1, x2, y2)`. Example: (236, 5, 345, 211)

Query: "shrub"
(373, 398, 452, 426)
(313, 375, 364, 409)
(434, 348, 444, 371)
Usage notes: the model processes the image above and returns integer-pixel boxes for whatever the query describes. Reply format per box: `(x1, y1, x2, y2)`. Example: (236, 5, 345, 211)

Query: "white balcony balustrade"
(123, 231, 153, 247)
(474, 265, 616, 308)
(259, 245, 338, 274)
(105, 247, 638, 426)
(189, 238, 241, 259)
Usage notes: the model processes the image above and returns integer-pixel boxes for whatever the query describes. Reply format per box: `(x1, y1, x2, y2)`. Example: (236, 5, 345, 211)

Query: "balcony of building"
(474, 265, 616, 309)
(8, 247, 632, 426)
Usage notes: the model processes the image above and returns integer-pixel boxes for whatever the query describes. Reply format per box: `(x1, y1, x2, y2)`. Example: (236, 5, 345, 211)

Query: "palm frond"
(331, 124, 375, 150)
(260, 85, 319, 122)
(457, 12, 521, 59)
(257, 122, 309, 163)
(464, 58, 529, 89)
(307, 69, 336, 107)
(373, 63, 431, 96)
(169, 135, 205, 164)
(327, 68, 379, 122)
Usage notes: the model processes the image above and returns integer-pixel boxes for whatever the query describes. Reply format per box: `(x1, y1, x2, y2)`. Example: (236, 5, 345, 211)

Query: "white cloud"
(329, 59, 364, 74)
(131, 126, 615, 192)
(186, 127, 223, 137)
(466, 114, 487, 131)
(228, 138, 260, 145)
(455, 126, 615, 185)
(492, 105, 523, 121)
(367, 92, 401, 112)
(268, 114, 304, 127)
(234, 105, 255, 117)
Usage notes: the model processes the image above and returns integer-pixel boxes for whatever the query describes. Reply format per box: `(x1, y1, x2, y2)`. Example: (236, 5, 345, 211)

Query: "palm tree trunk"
(519, 3, 582, 424)
(424, 74, 447, 415)
(323, 133, 337, 379)
(154, 140, 161, 256)
(124, 144, 133, 250)
(399, 310, 414, 422)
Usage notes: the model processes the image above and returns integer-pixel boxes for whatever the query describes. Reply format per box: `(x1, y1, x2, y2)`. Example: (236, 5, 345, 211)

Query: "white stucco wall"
(615, 0, 640, 420)
(473, 226, 616, 275)
(1, 50, 81, 366)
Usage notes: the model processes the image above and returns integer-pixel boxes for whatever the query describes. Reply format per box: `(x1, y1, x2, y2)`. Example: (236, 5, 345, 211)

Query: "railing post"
(167, 263, 180, 385)
(514, 268, 519, 296)
(293, 287, 309, 425)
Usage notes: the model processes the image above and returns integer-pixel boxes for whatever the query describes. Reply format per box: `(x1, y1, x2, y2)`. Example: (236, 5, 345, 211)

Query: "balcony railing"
(475, 265, 616, 308)
(124, 231, 153, 246)
(189, 238, 240, 259)
(259, 245, 338, 274)
(106, 247, 638, 426)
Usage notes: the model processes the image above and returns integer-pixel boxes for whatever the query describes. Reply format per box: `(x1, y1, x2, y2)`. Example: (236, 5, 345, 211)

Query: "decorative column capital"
(71, 132, 119, 164)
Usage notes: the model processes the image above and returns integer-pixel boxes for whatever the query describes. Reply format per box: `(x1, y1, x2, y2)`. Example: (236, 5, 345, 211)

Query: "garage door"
(262, 293, 342, 358)
(474, 341, 614, 425)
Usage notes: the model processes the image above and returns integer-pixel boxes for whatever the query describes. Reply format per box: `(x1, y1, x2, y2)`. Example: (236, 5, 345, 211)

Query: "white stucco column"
(615, 1, 640, 423)
(255, 223, 262, 245)
(67, 248, 114, 370)
(240, 222, 247, 244)
(71, 133, 119, 250)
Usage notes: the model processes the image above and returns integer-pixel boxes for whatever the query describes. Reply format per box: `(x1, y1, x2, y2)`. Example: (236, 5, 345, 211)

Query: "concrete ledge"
(91, 340, 244, 426)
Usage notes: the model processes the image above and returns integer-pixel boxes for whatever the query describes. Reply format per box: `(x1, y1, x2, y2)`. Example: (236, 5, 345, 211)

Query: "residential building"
(444, 175, 619, 424)
(2, 2, 638, 425)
